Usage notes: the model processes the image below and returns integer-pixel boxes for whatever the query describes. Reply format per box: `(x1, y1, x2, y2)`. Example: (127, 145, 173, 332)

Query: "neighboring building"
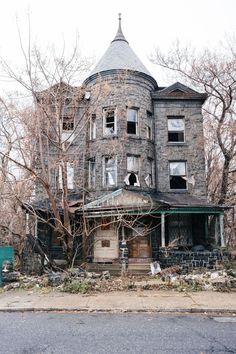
(29, 16, 226, 272)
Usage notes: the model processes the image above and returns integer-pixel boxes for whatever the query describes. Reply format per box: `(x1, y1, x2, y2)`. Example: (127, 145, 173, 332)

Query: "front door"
(129, 236, 151, 258)
(94, 226, 118, 262)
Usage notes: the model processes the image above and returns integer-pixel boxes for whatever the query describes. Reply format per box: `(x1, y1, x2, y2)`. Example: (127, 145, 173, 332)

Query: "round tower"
(84, 15, 158, 199)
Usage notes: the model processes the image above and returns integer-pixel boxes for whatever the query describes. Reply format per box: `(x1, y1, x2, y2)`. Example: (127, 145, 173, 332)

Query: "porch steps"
(86, 263, 121, 275)
(127, 263, 151, 275)
(86, 263, 151, 276)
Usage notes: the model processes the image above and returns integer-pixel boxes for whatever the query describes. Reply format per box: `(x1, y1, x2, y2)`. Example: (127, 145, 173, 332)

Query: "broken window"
(103, 108, 116, 135)
(104, 157, 117, 187)
(62, 116, 74, 131)
(88, 157, 96, 188)
(145, 158, 154, 187)
(124, 155, 140, 186)
(59, 162, 74, 190)
(168, 116, 185, 142)
(127, 108, 138, 135)
(169, 161, 187, 190)
(89, 114, 96, 140)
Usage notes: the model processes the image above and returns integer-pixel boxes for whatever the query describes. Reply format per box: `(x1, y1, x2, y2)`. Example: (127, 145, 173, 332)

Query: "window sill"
(169, 189, 188, 193)
(102, 135, 119, 139)
(167, 142, 187, 146)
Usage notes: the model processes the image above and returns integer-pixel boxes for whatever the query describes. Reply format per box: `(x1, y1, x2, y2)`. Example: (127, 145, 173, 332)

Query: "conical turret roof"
(85, 14, 156, 85)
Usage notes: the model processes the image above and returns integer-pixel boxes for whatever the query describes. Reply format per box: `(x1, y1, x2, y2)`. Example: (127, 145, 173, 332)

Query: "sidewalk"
(0, 289, 236, 313)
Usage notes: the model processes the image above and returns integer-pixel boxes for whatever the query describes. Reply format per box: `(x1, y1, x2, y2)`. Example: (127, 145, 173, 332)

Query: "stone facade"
(157, 249, 229, 270)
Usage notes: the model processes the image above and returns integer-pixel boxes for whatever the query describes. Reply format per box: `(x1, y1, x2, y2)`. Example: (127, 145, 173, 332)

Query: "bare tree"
(151, 40, 236, 245)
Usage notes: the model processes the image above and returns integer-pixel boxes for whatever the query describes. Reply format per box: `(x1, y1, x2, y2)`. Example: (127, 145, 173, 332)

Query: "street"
(0, 313, 236, 353)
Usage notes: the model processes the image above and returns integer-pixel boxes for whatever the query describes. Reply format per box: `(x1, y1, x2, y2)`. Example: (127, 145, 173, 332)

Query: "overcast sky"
(0, 0, 235, 88)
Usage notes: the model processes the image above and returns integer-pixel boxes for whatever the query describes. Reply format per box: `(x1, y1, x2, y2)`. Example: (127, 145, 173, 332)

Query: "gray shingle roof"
(87, 17, 153, 79)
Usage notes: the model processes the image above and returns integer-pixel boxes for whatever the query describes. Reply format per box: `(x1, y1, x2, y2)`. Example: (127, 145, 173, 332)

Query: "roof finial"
(111, 13, 128, 44)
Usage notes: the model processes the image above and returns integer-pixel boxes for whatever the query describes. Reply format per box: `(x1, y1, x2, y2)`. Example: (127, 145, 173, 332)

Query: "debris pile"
(1, 266, 236, 293)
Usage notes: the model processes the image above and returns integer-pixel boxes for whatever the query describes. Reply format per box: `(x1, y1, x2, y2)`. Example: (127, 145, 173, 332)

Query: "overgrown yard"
(2, 264, 236, 294)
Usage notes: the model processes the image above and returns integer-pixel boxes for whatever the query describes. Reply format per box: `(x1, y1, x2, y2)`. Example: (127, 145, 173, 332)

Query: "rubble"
(1, 266, 235, 293)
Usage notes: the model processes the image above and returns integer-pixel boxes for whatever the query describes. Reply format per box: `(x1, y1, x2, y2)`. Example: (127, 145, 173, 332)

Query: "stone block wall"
(85, 71, 156, 199)
(153, 100, 207, 198)
(157, 249, 229, 271)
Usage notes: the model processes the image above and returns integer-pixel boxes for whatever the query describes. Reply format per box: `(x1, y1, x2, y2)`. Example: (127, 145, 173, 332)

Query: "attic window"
(63, 116, 74, 131)
(168, 116, 185, 142)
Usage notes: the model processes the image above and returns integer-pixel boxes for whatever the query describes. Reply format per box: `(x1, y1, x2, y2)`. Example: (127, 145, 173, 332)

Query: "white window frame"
(61, 116, 75, 143)
(167, 116, 185, 143)
(124, 155, 140, 187)
(169, 161, 187, 190)
(103, 156, 117, 187)
(127, 108, 138, 135)
(59, 162, 74, 190)
(89, 114, 96, 140)
(103, 108, 117, 136)
(88, 157, 96, 189)
(145, 158, 154, 187)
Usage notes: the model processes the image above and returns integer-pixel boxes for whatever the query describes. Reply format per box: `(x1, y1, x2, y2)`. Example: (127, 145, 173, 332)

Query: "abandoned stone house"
(29, 16, 227, 272)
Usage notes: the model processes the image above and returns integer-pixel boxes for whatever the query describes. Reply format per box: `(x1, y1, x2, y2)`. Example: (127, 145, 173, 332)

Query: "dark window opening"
(63, 116, 74, 131)
(104, 109, 115, 135)
(129, 173, 137, 186)
(127, 108, 138, 135)
(168, 132, 184, 142)
(168, 117, 185, 142)
(169, 161, 187, 190)
(170, 176, 186, 189)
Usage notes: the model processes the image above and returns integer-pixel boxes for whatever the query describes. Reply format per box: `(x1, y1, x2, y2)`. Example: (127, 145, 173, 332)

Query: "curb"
(0, 307, 235, 314)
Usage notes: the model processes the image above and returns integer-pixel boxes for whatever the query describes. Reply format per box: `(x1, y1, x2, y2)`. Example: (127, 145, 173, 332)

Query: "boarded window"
(168, 117, 185, 142)
(169, 161, 187, 190)
(127, 108, 138, 135)
(101, 240, 110, 247)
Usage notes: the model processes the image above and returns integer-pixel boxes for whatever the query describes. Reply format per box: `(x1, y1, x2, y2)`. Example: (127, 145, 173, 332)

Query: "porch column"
(161, 213, 165, 247)
(25, 212, 29, 235)
(35, 216, 38, 238)
(219, 214, 225, 247)
(214, 216, 219, 245)
(204, 215, 208, 242)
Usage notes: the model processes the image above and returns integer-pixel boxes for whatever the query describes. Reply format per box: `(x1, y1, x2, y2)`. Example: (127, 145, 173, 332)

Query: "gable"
(84, 189, 151, 209)
(152, 82, 207, 102)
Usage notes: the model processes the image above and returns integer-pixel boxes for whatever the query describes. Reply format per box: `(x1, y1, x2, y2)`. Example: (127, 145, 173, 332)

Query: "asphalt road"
(0, 313, 235, 354)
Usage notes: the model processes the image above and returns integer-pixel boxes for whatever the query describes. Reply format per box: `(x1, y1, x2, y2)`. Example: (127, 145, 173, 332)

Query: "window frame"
(167, 116, 185, 143)
(127, 107, 139, 135)
(59, 162, 74, 190)
(145, 158, 154, 187)
(89, 114, 96, 140)
(146, 111, 153, 140)
(103, 107, 117, 136)
(169, 161, 187, 190)
(103, 156, 117, 187)
(88, 157, 96, 189)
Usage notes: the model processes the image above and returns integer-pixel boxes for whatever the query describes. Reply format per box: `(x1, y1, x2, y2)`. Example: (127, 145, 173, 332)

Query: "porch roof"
(75, 189, 224, 217)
